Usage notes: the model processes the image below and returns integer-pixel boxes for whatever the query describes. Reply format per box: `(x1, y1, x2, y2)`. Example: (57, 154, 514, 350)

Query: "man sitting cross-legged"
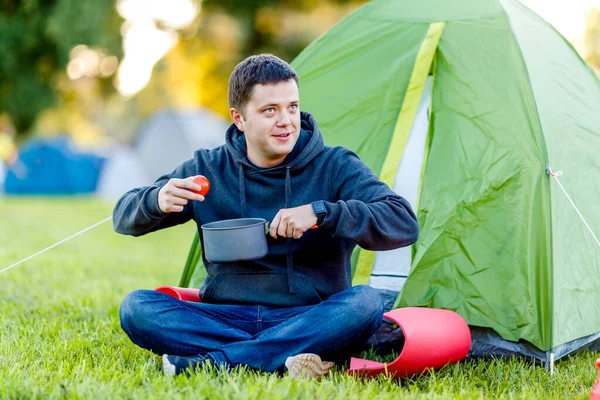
(114, 54, 419, 377)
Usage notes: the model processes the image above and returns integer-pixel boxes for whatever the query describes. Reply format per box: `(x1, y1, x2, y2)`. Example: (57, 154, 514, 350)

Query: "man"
(115, 54, 419, 377)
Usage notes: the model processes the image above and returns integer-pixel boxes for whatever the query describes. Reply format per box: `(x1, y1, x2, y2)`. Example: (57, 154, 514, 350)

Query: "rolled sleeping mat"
(349, 307, 471, 378)
(154, 286, 202, 302)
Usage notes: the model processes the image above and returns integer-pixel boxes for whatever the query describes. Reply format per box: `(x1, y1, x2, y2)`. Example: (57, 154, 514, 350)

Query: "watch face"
(313, 201, 326, 214)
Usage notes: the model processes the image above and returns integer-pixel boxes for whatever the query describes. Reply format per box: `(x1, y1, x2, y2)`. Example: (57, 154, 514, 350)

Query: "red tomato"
(190, 175, 210, 196)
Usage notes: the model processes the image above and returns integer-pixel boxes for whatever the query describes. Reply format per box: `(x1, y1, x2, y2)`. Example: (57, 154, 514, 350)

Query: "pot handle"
(264, 221, 318, 235)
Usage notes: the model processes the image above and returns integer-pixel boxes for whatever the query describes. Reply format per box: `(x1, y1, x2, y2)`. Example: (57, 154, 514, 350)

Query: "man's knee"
(119, 289, 158, 334)
(339, 285, 384, 328)
(337, 285, 383, 329)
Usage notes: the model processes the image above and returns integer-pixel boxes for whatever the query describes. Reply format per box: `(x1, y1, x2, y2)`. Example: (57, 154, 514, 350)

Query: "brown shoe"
(284, 353, 334, 379)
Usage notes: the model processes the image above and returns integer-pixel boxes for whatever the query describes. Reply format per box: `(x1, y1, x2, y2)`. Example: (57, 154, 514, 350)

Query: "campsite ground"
(0, 198, 596, 399)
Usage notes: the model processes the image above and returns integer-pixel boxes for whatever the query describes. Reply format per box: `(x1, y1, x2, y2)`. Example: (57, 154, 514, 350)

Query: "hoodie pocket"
(203, 272, 322, 307)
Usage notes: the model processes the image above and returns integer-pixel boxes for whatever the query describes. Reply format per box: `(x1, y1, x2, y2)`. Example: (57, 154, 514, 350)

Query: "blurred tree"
(584, 7, 600, 75)
(0, 0, 368, 143)
(0, 0, 122, 137)
(201, 0, 367, 59)
(138, 0, 368, 121)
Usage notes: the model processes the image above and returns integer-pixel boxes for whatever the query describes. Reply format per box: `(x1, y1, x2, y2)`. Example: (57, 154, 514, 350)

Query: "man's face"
(230, 79, 301, 168)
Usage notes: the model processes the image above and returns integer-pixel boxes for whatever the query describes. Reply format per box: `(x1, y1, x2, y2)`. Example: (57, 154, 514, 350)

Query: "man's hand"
(158, 177, 205, 213)
(270, 204, 317, 239)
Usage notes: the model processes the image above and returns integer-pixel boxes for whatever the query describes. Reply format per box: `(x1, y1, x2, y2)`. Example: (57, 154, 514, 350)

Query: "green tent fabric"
(179, 0, 600, 364)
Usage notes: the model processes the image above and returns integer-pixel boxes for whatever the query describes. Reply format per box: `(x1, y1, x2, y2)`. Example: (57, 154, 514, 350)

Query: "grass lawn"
(0, 197, 598, 399)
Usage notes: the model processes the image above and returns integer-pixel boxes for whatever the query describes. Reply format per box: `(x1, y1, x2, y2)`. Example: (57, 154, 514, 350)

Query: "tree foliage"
(584, 7, 600, 74)
(0, 0, 122, 135)
(1, 0, 367, 140)
(139, 0, 368, 121)
(201, 0, 366, 58)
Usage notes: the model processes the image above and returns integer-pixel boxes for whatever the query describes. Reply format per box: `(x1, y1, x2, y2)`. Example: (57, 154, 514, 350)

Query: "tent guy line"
(0, 216, 113, 276)
(2, 165, 597, 280)
(547, 165, 600, 248)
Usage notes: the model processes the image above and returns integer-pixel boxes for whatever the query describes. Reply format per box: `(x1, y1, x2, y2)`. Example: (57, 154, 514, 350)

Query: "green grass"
(0, 197, 598, 399)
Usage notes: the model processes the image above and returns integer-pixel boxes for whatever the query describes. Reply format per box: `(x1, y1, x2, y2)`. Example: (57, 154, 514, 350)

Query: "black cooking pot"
(201, 218, 269, 263)
(201, 217, 318, 264)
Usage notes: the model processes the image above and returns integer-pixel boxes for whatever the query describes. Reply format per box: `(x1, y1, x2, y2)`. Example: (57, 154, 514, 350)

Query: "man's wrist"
(146, 186, 168, 218)
(311, 201, 327, 227)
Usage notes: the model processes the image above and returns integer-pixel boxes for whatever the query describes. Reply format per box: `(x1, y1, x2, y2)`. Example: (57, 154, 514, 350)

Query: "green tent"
(180, 0, 600, 366)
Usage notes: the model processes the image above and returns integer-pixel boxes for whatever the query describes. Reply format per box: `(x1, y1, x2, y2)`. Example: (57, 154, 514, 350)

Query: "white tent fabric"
(96, 147, 151, 201)
(369, 76, 433, 292)
(134, 108, 228, 180)
(0, 159, 6, 194)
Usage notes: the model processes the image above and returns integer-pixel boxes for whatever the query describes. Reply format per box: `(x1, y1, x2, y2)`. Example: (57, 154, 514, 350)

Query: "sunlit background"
(522, 0, 600, 57)
(106, 0, 600, 98)
(114, 0, 199, 96)
(1, 0, 599, 150)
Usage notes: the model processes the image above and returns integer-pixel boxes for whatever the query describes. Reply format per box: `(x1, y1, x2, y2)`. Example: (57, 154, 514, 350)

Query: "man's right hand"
(158, 177, 205, 213)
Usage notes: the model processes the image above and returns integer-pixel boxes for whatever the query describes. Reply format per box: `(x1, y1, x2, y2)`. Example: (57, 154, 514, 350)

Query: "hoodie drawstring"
(285, 167, 296, 294)
(236, 163, 296, 295)
(238, 163, 247, 218)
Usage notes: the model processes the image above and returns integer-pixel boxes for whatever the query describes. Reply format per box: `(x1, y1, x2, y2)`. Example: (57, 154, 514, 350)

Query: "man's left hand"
(270, 204, 317, 239)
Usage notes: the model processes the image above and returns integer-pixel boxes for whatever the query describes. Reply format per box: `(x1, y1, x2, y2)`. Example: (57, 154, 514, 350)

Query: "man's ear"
(230, 108, 245, 132)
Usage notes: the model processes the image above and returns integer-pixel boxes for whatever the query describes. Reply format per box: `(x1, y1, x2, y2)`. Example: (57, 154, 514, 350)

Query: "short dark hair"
(228, 54, 299, 114)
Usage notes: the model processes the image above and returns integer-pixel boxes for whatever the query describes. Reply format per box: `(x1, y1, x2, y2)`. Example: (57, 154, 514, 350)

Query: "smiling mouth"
(272, 132, 292, 138)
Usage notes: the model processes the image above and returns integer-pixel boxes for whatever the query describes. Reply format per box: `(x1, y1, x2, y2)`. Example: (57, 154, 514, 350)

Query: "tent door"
(369, 76, 433, 293)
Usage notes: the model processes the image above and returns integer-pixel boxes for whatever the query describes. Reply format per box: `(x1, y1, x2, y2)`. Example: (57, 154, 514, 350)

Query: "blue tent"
(4, 136, 106, 195)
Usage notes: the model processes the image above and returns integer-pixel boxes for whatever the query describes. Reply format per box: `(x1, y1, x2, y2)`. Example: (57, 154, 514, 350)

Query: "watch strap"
(311, 201, 327, 226)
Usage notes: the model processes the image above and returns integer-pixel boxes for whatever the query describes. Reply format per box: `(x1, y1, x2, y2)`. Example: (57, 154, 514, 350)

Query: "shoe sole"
(285, 353, 334, 379)
(163, 354, 176, 377)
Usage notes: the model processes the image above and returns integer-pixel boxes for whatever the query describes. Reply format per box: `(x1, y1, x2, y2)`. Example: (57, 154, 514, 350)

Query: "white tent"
(0, 159, 6, 194)
(134, 108, 228, 180)
(96, 147, 151, 201)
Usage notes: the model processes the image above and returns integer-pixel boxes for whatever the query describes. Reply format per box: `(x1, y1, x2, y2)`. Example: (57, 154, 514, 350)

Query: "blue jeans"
(119, 285, 384, 372)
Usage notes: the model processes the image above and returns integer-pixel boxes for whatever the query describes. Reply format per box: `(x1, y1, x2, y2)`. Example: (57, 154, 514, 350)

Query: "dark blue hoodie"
(113, 112, 419, 307)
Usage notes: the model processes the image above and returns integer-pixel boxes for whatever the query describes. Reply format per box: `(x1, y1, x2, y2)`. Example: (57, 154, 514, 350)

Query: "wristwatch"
(311, 201, 327, 227)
